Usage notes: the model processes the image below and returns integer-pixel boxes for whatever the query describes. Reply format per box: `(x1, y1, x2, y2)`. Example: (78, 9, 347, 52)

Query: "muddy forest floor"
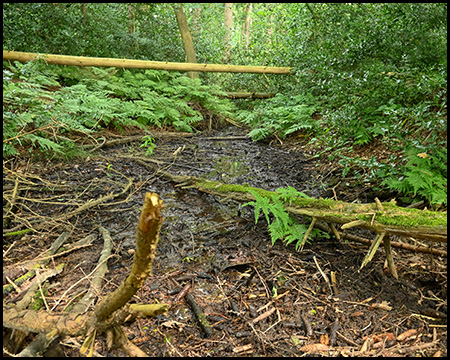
(3, 123, 447, 357)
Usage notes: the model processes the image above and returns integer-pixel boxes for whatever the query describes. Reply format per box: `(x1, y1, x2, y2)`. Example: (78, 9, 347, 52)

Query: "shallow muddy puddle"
(147, 127, 321, 192)
(106, 126, 324, 276)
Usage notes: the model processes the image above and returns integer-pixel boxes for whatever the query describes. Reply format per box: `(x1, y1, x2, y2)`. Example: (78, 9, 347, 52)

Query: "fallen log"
(3, 50, 292, 74)
(314, 222, 447, 257)
(153, 171, 446, 243)
(223, 92, 276, 99)
(152, 170, 445, 278)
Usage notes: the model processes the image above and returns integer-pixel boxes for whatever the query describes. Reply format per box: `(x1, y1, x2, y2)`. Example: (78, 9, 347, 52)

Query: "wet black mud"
(3, 125, 447, 357)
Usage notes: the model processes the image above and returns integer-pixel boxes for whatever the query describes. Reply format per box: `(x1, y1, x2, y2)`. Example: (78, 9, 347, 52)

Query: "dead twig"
(185, 293, 213, 338)
(329, 317, 340, 346)
(301, 312, 314, 336)
(249, 307, 276, 326)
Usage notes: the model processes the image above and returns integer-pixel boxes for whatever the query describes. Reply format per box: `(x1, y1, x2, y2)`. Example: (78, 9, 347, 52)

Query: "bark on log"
(223, 92, 276, 99)
(153, 171, 446, 243)
(3, 51, 292, 74)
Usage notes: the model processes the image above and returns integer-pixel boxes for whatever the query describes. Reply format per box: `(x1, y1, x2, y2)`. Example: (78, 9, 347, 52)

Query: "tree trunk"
(81, 3, 87, 55)
(223, 3, 233, 63)
(267, 13, 274, 45)
(305, 3, 320, 41)
(3, 51, 293, 74)
(81, 3, 87, 27)
(128, 4, 138, 53)
(173, 3, 199, 80)
(128, 4, 136, 34)
(242, 3, 252, 50)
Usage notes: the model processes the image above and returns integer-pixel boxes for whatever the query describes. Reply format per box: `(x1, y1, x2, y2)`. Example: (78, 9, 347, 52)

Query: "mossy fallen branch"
(155, 171, 446, 243)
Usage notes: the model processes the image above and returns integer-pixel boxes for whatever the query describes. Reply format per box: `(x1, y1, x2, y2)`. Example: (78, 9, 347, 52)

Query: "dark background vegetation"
(3, 3, 447, 207)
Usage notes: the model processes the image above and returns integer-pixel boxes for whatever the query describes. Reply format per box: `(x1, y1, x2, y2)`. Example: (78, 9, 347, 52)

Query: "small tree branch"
(94, 193, 164, 323)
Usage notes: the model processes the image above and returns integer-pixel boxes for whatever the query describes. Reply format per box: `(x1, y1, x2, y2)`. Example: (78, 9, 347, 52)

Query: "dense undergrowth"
(3, 60, 235, 158)
(3, 4, 447, 210)
(237, 65, 447, 209)
(2, 58, 447, 209)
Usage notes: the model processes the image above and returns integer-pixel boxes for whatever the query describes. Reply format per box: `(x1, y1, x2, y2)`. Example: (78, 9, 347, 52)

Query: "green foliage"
(77, 68, 234, 132)
(3, 3, 184, 61)
(273, 3, 447, 202)
(3, 63, 71, 156)
(140, 135, 156, 156)
(237, 94, 319, 141)
(243, 186, 324, 250)
(3, 3, 447, 207)
(289, 4, 445, 146)
(3, 62, 235, 157)
(276, 186, 310, 205)
(32, 289, 49, 311)
(383, 149, 447, 208)
(306, 67, 447, 147)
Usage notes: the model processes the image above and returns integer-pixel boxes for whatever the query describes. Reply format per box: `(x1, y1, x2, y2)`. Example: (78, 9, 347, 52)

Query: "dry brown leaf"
(160, 320, 186, 330)
(359, 338, 373, 353)
(364, 332, 395, 343)
(299, 343, 330, 353)
(319, 334, 329, 346)
(350, 311, 364, 317)
(233, 344, 253, 353)
(371, 301, 392, 311)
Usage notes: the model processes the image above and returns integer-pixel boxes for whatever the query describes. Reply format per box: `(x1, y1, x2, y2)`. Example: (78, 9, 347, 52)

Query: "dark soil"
(3, 125, 447, 357)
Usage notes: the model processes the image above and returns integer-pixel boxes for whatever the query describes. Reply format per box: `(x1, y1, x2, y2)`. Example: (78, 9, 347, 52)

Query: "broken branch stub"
(95, 192, 164, 323)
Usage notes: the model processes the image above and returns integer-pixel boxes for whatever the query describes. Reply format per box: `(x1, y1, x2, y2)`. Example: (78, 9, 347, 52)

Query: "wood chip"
(397, 329, 418, 341)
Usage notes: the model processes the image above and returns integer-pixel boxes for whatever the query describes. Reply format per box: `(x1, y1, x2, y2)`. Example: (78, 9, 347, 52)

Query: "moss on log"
(160, 172, 446, 243)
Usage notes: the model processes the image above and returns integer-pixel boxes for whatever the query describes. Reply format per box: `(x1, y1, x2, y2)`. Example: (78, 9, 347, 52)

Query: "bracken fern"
(383, 149, 447, 207)
(243, 186, 326, 250)
(3, 63, 235, 157)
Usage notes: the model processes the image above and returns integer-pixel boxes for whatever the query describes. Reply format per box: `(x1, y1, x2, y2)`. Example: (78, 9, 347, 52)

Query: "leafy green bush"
(3, 63, 67, 156)
(68, 68, 236, 132)
(237, 94, 319, 141)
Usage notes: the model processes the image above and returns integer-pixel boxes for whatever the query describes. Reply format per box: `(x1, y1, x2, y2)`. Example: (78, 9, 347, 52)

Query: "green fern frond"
(383, 151, 447, 206)
(276, 186, 310, 204)
(4, 63, 236, 158)
(243, 187, 322, 250)
(27, 134, 64, 153)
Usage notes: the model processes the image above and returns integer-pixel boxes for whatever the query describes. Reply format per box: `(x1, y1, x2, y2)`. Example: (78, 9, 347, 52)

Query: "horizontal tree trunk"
(3, 51, 292, 74)
(154, 171, 446, 243)
(223, 92, 276, 99)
